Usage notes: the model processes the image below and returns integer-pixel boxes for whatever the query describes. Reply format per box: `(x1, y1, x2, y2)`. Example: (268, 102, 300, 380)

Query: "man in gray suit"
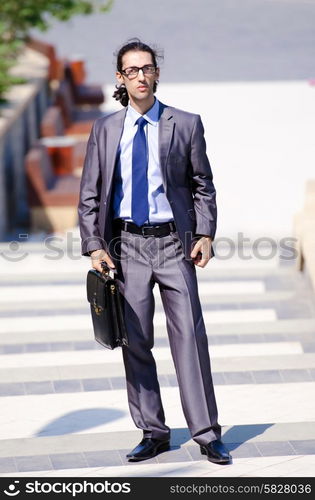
(78, 39, 231, 465)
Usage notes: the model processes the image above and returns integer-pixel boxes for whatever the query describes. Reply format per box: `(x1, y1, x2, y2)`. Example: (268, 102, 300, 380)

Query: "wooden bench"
(64, 62, 105, 106)
(55, 80, 102, 135)
(40, 105, 88, 171)
(26, 37, 63, 81)
(41, 81, 104, 170)
(25, 144, 81, 233)
(40, 106, 65, 137)
(27, 37, 105, 106)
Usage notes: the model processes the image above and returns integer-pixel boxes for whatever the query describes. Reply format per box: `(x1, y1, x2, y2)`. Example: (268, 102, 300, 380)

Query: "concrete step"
(0, 290, 299, 312)
(2, 454, 315, 478)
(2, 422, 315, 458)
(1, 353, 315, 384)
(0, 368, 314, 396)
(0, 318, 314, 346)
(0, 384, 315, 443)
(0, 309, 280, 336)
(1, 330, 315, 352)
(0, 341, 304, 371)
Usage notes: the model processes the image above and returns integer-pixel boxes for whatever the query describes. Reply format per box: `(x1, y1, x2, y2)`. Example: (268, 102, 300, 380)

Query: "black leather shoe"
(200, 439, 231, 464)
(126, 438, 170, 462)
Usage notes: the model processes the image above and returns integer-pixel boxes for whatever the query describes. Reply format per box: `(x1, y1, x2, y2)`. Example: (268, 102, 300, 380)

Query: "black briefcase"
(86, 262, 128, 349)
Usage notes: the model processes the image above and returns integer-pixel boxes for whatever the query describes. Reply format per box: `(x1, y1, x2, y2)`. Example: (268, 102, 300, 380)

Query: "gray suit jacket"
(78, 101, 217, 260)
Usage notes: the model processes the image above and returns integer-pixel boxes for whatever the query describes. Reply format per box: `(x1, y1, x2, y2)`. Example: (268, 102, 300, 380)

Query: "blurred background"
(1, 0, 315, 244)
(0, 0, 315, 478)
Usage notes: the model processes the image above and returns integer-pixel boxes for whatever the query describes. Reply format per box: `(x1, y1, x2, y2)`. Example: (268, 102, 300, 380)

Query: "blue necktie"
(131, 117, 149, 226)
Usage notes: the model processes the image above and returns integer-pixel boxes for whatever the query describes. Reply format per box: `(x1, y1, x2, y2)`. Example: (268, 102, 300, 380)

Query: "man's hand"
(190, 236, 213, 268)
(90, 249, 115, 273)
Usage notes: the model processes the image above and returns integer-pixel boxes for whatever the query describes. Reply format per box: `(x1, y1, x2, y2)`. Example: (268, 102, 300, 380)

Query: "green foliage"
(0, 1, 113, 100)
(0, 1, 114, 40)
(0, 22, 24, 102)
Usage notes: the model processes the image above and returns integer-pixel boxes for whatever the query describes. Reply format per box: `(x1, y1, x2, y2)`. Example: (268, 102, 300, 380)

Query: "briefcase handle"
(101, 261, 115, 279)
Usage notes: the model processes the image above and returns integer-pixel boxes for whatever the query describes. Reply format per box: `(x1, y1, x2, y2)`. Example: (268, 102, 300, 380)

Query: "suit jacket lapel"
(104, 103, 174, 198)
(104, 107, 126, 199)
(158, 103, 174, 193)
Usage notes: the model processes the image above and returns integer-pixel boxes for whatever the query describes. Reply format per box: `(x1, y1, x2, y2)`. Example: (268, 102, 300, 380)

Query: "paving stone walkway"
(0, 230, 314, 477)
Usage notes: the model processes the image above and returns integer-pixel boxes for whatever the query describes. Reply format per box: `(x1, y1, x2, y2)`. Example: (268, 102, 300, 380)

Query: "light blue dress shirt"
(112, 98, 174, 224)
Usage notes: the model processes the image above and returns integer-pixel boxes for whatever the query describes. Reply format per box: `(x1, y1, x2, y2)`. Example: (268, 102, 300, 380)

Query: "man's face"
(116, 50, 159, 104)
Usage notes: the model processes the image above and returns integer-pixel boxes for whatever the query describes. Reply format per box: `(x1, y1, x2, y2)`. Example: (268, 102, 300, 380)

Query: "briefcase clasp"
(92, 295, 103, 316)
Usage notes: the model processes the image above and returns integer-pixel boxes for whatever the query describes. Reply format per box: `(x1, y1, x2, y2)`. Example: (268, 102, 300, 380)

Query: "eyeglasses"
(120, 65, 157, 79)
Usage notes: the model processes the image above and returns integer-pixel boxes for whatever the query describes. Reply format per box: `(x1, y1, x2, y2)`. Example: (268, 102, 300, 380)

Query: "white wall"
(105, 80, 315, 241)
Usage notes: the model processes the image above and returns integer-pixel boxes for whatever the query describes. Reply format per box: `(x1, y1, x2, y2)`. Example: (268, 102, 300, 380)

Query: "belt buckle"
(141, 226, 150, 237)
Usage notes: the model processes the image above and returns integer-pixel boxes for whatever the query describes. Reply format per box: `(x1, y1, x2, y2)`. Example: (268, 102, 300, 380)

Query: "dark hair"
(112, 38, 162, 107)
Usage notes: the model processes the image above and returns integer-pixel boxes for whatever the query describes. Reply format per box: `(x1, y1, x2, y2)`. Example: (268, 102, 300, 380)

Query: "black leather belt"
(114, 219, 176, 237)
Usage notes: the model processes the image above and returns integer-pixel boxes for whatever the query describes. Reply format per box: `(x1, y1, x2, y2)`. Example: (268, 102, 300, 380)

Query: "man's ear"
(155, 67, 160, 81)
(116, 71, 123, 85)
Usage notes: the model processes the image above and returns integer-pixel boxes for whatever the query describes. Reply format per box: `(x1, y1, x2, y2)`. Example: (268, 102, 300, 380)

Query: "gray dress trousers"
(109, 226, 222, 446)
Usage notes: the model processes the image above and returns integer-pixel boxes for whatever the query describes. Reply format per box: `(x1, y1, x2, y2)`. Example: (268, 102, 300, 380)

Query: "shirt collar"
(126, 97, 160, 127)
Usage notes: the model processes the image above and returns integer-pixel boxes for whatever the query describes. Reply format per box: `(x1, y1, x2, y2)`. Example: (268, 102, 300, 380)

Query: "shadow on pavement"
(34, 407, 126, 436)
